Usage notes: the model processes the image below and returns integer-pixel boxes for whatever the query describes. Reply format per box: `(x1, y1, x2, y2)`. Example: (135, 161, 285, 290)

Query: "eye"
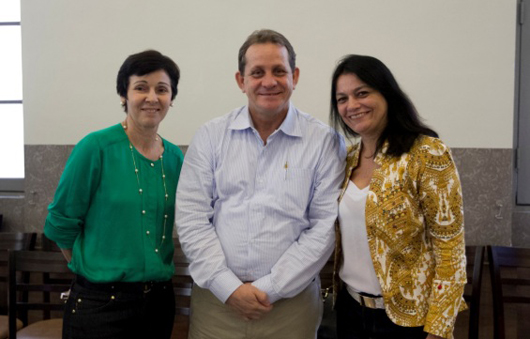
(336, 97, 347, 104)
(273, 69, 287, 76)
(157, 87, 170, 94)
(134, 85, 147, 91)
(249, 70, 264, 78)
(356, 91, 369, 98)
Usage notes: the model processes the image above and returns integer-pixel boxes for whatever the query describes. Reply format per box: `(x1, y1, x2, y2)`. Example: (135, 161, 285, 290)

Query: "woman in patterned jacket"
(329, 54, 466, 339)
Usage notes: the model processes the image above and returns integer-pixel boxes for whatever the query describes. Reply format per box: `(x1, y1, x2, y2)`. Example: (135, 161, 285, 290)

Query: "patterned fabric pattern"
(333, 135, 466, 339)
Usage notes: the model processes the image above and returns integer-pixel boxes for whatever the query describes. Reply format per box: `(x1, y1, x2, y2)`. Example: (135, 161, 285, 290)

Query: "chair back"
(8, 249, 72, 339)
(0, 233, 36, 314)
(40, 234, 71, 319)
(462, 245, 485, 339)
(488, 245, 530, 339)
(41, 234, 62, 252)
(172, 238, 192, 339)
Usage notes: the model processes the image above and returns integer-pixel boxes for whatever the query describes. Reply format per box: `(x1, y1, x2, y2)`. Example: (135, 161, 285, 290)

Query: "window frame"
(0, 3, 24, 193)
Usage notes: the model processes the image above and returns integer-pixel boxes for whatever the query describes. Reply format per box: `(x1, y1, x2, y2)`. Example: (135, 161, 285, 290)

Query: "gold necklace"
(124, 125, 169, 254)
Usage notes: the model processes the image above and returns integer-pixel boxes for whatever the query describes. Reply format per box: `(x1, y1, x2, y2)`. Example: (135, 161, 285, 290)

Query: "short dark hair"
(238, 29, 296, 75)
(330, 54, 437, 157)
(116, 50, 180, 112)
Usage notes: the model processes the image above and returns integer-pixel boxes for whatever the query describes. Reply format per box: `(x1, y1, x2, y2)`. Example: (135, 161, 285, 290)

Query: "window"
(0, 0, 24, 192)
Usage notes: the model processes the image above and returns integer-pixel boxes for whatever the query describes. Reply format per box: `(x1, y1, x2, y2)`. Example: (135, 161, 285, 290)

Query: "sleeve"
(174, 125, 243, 303)
(419, 139, 467, 339)
(44, 135, 102, 249)
(252, 133, 346, 303)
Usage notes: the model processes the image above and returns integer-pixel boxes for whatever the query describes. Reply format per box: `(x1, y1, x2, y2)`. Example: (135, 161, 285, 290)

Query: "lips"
(141, 108, 159, 113)
(259, 92, 282, 96)
(347, 111, 370, 119)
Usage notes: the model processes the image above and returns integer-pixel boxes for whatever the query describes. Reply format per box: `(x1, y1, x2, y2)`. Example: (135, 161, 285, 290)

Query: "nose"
(347, 96, 361, 110)
(146, 88, 159, 103)
(261, 73, 278, 88)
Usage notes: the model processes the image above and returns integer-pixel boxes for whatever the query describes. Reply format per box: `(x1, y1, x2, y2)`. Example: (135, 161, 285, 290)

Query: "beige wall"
(22, 0, 517, 148)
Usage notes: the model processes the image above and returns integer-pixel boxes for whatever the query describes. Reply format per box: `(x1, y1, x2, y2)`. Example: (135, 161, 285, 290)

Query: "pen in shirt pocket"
(284, 161, 288, 180)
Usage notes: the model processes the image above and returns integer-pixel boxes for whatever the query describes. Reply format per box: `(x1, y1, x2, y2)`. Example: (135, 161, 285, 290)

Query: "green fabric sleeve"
(44, 134, 102, 249)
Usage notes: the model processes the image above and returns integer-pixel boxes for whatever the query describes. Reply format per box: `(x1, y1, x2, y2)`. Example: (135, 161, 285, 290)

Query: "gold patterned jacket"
(333, 135, 467, 339)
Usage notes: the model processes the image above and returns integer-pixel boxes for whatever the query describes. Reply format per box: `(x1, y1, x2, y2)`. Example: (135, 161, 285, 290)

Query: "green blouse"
(44, 124, 184, 283)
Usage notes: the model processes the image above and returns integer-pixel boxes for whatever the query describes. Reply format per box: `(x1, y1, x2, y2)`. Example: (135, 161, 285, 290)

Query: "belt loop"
(144, 282, 152, 294)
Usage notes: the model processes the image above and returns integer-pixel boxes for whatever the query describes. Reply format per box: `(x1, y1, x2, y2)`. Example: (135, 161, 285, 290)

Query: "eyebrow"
(131, 80, 170, 86)
(336, 85, 370, 96)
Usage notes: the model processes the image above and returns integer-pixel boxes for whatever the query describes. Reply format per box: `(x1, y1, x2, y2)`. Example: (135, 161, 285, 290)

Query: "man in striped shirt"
(176, 29, 345, 339)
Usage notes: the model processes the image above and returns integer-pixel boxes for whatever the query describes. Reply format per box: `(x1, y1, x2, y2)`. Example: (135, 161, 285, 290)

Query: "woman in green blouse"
(44, 50, 184, 339)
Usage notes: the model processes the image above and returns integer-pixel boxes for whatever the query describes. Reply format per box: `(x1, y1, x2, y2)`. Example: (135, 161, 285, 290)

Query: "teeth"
(348, 112, 368, 119)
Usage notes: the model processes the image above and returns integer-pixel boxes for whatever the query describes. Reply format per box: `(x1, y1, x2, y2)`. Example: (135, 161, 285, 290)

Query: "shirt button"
(142, 210, 146, 215)
(150, 163, 154, 167)
(146, 231, 150, 235)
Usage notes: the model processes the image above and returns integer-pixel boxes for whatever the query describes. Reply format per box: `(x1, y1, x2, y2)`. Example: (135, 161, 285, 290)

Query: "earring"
(170, 102, 174, 107)
(121, 101, 126, 107)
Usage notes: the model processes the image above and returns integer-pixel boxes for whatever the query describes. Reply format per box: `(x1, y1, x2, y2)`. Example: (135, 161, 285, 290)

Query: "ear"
(292, 67, 300, 90)
(235, 71, 246, 93)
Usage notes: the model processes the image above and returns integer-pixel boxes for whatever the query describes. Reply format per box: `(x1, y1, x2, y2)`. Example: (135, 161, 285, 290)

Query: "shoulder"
(409, 135, 451, 158)
(162, 139, 184, 160)
(411, 135, 449, 154)
(77, 124, 127, 150)
(186, 107, 245, 154)
(293, 107, 344, 153)
(202, 107, 243, 130)
(295, 108, 335, 136)
(408, 135, 456, 170)
(64, 125, 125, 168)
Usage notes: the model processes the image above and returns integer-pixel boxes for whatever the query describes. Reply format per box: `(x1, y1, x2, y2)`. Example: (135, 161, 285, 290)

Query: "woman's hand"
(426, 334, 444, 339)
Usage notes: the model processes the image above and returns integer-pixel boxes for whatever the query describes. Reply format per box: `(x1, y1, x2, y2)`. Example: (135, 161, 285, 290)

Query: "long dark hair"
(330, 55, 437, 157)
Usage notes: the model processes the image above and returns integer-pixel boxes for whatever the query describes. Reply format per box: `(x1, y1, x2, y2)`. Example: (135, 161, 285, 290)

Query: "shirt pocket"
(277, 168, 314, 213)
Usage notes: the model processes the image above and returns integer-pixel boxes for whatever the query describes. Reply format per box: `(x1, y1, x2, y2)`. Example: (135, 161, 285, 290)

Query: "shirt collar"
(228, 103, 302, 138)
(228, 106, 253, 131)
(278, 103, 302, 137)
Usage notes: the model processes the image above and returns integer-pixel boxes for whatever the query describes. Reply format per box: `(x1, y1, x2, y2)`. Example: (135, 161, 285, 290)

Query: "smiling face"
(122, 69, 172, 131)
(236, 43, 299, 122)
(335, 73, 388, 141)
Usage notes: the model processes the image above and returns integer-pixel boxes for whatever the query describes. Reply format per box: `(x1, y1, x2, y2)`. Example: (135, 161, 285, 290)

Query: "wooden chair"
(40, 234, 71, 320)
(41, 234, 63, 252)
(8, 249, 73, 339)
(0, 233, 36, 339)
(317, 253, 336, 339)
(171, 238, 192, 339)
(462, 245, 485, 339)
(488, 245, 530, 339)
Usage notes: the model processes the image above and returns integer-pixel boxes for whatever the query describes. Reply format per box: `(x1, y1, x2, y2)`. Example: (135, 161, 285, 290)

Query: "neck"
(123, 118, 159, 151)
(249, 109, 288, 144)
(360, 135, 379, 158)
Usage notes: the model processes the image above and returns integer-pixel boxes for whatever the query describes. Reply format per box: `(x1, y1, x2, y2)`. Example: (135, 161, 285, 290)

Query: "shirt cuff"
(252, 275, 282, 304)
(209, 270, 243, 303)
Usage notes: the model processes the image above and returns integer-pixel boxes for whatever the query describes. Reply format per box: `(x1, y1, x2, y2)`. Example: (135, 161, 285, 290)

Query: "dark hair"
(330, 54, 437, 157)
(116, 50, 180, 112)
(238, 29, 296, 75)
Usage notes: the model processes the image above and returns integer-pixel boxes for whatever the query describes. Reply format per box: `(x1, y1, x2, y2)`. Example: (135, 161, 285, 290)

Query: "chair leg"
(488, 246, 505, 339)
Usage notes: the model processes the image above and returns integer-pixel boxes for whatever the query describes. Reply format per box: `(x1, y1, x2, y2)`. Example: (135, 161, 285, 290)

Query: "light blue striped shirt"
(175, 103, 345, 303)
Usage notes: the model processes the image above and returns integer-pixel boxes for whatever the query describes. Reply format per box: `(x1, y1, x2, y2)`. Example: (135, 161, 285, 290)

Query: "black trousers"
(62, 276, 175, 339)
(336, 288, 427, 339)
